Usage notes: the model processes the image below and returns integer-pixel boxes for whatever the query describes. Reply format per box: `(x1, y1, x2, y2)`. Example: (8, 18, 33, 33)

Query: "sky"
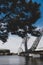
(26, 0, 43, 27)
(32, 0, 43, 27)
(0, 0, 43, 53)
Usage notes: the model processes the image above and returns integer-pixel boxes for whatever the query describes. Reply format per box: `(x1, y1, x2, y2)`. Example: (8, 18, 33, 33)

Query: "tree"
(0, 0, 41, 52)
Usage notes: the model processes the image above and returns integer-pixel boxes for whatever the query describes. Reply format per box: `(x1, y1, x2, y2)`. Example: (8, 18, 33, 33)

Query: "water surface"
(0, 55, 43, 65)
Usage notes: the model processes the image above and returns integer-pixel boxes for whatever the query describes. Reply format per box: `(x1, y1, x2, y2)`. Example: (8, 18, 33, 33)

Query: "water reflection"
(25, 56, 43, 65)
(0, 55, 43, 65)
(25, 56, 29, 65)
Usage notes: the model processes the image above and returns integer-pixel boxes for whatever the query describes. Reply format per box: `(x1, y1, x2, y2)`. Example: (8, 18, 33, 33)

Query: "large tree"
(0, 0, 41, 51)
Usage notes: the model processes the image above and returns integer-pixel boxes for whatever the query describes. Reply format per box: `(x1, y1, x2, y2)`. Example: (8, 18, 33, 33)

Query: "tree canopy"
(0, 0, 41, 43)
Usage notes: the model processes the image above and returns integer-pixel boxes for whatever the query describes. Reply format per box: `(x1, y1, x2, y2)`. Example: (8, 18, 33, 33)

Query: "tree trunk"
(25, 33, 28, 52)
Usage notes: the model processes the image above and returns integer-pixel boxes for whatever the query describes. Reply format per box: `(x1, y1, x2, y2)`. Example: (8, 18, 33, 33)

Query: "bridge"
(18, 28, 43, 56)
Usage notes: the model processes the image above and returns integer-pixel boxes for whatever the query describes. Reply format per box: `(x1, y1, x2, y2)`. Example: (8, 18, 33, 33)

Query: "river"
(0, 55, 43, 65)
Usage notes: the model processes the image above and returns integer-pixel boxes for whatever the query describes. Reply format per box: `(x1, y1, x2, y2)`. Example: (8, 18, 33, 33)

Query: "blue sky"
(31, 0, 43, 27)
(26, 0, 43, 27)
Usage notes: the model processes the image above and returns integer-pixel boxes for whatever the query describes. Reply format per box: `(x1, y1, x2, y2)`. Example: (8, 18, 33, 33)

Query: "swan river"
(0, 55, 43, 65)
